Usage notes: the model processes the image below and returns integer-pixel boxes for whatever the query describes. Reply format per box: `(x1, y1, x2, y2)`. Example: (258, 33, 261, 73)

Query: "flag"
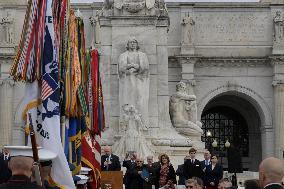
(81, 49, 105, 189)
(64, 118, 82, 176)
(35, 0, 75, 188)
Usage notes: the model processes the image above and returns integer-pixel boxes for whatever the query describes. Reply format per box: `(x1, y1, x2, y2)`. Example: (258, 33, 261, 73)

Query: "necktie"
(192, 159, 194, 164)
(206, 160, 208, 165)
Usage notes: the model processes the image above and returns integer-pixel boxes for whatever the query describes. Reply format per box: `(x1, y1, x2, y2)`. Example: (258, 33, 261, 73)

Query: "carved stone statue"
(89, 15, 100, 45)
(181, 16, 195, 45)
(274, 11, 284, 43)
(169, 81, 203, 135)
(118, 37, 149, 125)
(0, 12, 14, 44)
(113, 104, 153, 158)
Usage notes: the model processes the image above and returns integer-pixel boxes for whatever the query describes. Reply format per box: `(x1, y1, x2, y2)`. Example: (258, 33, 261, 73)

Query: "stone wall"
(0, 0, 283, 166)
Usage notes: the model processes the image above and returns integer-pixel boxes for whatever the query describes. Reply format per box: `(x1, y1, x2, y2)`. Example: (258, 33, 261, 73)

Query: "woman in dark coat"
(203, 155, 223, 189)
(156, 153, 176, 189)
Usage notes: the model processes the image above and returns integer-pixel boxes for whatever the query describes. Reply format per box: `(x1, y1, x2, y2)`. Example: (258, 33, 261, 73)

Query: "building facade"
(0, 0, 283, 171)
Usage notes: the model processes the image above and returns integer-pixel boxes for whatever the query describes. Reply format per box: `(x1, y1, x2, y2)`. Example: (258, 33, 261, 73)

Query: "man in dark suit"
(259, 157, 284, 189)
(123, 151, 137, 189)
(201, 150, 211, 171)
(183, 148, 203, 180)
(101, 146, 121, 171)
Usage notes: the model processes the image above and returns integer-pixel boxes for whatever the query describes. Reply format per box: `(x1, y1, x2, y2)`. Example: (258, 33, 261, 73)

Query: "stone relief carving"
(114, 0, 155, 13)
(169, 81, 203, 136)
(113, 104, 153, 158)
(118, 37, 149, 126)
(0, 12, 14, 44)
(181, 15, 195, 45)
(194, 12, 268, 45)
(274, 11, 284, 43)
(102, 0, 167, 15)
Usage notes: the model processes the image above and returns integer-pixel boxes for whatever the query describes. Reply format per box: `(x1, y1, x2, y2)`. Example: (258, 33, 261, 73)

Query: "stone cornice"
(272, 80, 284, 87)
(196, 57, 269, 67)
(0, 54, 15, 60)
(0, 77, 15, 86)
(175, 55, 201, 64)
(171, 56, 270, 67)
(269, 55, 284, 65)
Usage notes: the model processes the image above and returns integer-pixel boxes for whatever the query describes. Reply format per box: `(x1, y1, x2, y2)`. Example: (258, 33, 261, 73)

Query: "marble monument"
(169, 81, 203, 136)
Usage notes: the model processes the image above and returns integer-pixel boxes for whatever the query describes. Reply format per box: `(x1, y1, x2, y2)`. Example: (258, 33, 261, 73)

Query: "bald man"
(101, 146, 121, 171)
(259, 157, 284, 189)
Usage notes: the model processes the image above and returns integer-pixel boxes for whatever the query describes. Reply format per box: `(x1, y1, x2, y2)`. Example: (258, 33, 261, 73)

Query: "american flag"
(41, 73, 58, 101)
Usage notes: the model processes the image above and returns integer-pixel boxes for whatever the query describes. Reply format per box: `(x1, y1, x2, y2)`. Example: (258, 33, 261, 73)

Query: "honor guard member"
(74, 175, 88, 189)
(0, 148, 11, 184)
(38, 149, 59, 189)
(0, 146, 43, 189)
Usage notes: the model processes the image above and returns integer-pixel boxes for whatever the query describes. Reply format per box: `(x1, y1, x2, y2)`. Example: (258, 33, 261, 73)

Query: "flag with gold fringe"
(81, 49, 105, 189)
(11, 0, 75, 188)
(11, 0, 105, 188)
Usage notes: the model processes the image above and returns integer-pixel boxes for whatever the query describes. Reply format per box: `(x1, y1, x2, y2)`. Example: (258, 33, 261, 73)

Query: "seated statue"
(169, 81, 203, 136)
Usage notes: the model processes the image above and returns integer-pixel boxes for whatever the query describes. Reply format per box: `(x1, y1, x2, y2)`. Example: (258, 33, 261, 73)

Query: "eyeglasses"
(136, 161, 143, 162)
(186, 185, 194, 188)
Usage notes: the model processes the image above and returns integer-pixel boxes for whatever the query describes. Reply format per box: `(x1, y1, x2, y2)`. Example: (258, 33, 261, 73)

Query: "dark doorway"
(200, 94, 262, 171)
(201, 106, 249, 170)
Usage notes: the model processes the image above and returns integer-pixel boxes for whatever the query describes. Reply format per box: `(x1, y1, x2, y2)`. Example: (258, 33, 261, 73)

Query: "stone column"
(0, 78, 15, 146)
(273, 81, 284, 158)
(178, 56, 200, 95)
(271, 56, 284, 159)
(157, 17, 171, 129)
(260, 126, 274, 158)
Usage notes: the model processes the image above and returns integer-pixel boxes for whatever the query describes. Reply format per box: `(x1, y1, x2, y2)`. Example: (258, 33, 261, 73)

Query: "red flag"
(82, 49, 104, 189)
(82, 130, 101, 189)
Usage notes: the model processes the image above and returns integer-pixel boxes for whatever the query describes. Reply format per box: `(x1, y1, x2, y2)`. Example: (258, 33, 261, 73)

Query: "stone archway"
(201, 94, 262, 171)
(197, 84, 274, 159)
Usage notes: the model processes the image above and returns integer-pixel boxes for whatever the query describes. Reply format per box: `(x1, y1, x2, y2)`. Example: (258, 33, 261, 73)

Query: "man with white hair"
(259, 157, 284, 189)
(101, 146, 121, 171)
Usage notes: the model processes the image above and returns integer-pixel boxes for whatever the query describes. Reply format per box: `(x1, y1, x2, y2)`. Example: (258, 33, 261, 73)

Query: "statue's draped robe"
(113, 50, 152, 158)
(118, 50, 149, 125)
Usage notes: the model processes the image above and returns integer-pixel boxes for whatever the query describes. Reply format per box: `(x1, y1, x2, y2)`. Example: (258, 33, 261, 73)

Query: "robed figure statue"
(118, 37, 150, 125)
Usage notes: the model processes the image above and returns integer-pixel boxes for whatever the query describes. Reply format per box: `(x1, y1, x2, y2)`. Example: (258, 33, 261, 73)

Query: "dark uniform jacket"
(0, 175, 43, 189)
(183, 159, 203, 179)
(0, 153, 11, 184)
(203, 163, 223, 187)
(145, 164, 157, 187)
(264, 183, 283, 189)
(123, 160, 137, 189)
(101, 154, 121, 171)
(176, 164, 186, 185)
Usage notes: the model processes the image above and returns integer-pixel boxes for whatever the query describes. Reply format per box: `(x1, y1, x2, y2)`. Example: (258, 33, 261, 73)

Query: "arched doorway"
(201, 94, 262, 171)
